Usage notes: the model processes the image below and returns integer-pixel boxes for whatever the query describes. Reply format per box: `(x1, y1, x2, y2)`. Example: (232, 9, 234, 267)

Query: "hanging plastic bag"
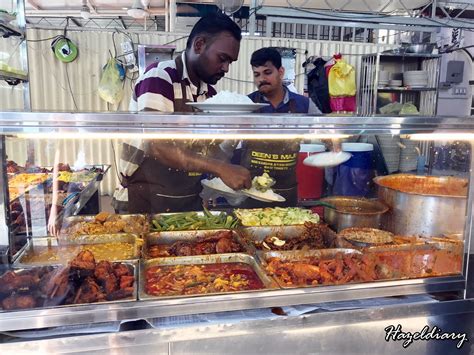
(328, 59, 356, 97)
(329, 96, 356, 112)
(98, 58, 124, 105)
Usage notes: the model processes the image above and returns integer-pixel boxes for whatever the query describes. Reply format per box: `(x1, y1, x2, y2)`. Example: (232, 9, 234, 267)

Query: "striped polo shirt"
(113, 52, 217, 211)
(129, 51, 217, 112)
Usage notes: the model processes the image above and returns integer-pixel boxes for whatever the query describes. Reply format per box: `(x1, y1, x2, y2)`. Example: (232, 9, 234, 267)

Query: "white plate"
(201, 178, 242, 196)
(241, 187, 286, 203)
(186, 102, 269, 113)
(303, 151, 352, 168)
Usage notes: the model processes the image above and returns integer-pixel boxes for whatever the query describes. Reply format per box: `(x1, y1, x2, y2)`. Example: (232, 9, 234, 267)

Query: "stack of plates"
(378, 71, 390, 87)
(403, 71, 428, 88)
(389, 79, 402, 87)
(377, 135, 401, 173)
(399, 138, 419, 172)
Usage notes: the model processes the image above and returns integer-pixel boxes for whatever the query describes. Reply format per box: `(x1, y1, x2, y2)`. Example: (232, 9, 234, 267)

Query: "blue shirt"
(248, 86, 321, 114)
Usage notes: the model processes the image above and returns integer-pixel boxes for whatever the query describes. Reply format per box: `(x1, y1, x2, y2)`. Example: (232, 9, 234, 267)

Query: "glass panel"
(1, 125, 469, 311)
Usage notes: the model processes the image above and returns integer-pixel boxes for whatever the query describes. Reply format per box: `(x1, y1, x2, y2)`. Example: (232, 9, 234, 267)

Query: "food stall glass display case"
(0, 112, 472, 333)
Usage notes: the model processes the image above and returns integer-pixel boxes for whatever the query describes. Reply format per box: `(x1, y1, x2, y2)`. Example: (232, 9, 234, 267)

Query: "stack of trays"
(377, 135, 401, 173)
(403, 71, 428, 88)
(378, 71, 390, 87)
(399, 138, 419, 172)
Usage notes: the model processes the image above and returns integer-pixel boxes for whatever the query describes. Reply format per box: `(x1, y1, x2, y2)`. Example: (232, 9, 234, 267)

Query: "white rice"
(203, 90, 253, 104)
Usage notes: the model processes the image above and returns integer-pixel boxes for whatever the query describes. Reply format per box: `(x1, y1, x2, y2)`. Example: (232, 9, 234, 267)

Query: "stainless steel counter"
(1, 298, 473, 354)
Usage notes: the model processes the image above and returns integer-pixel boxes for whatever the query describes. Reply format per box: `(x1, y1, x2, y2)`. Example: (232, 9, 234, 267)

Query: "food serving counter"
(0, 112, 472, 347)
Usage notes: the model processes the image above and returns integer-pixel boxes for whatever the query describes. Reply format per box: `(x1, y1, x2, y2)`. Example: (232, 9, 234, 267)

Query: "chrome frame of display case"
(0, 112, 472, 332)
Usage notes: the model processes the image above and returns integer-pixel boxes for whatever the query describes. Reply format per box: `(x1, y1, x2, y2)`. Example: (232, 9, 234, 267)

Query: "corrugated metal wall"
(20, 28, 393, 111)
(0, 36, 26, 110)
(4, 27, 394, 196)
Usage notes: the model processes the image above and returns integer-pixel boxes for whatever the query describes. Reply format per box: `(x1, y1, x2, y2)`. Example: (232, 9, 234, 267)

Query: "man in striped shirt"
(113, 13, 251, 213)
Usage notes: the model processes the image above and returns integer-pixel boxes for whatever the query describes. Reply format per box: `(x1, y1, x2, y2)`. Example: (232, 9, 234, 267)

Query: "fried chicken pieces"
(63, 212, 148, 237)
(0, 250, 135, 310)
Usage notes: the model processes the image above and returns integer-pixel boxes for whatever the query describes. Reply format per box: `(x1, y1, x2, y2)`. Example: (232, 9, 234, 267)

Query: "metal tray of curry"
(239, 223, 337, 255)
(13, 234, 142, 268)
(361, 238, 463, 279)
(139, 253, 278, 300)
(144, 229, 249, 258)
(60, 213, 149, 238)
(260, 248, 370, 289)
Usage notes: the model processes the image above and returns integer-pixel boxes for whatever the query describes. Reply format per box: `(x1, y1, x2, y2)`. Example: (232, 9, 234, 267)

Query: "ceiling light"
(127, 0, 148, 18)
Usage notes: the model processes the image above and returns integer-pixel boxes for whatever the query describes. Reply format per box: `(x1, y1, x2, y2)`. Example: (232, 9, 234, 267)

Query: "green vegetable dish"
(234, 207, 320, 227)
(151, 208, 238, 231)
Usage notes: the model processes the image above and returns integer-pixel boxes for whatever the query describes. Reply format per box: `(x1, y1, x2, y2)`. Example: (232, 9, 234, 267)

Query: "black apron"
(127, 55, 213, 213)
(240, 93, 300, 208)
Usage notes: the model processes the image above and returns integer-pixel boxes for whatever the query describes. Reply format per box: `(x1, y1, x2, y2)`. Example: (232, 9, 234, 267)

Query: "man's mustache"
(259, 82, 270, 88)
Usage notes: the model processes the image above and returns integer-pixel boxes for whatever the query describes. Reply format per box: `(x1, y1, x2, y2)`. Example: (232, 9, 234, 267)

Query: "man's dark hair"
(250, 47, 282, 69)
(186, 12, 242, 50)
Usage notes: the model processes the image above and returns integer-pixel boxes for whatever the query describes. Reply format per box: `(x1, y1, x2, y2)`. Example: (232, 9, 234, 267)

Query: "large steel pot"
(319, 196, 389, 232)
(374, 174, 468, 237)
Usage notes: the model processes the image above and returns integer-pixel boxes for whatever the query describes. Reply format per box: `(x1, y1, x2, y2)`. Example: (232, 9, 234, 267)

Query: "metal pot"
(319, 196, 389, 232)
(374, 174, 468, 237)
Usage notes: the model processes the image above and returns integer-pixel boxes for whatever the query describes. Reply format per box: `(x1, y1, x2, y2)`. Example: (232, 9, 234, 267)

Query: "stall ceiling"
(24, 0, 434, 16)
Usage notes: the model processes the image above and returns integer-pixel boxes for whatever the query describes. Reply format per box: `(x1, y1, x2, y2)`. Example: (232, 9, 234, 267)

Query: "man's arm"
(147, 140, 251, 190)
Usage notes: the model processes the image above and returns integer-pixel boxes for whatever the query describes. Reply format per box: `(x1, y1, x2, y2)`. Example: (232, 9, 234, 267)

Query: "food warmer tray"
(144, 229, 249, 258)
(0, 262, 138, 312)
(150, 210, 235, 231)
(139, 253, 278, 300)
(60, 214, 149, 238)
(239, 225, 338, 255)
(260, 248, 363, 289)
(8, 173, 50, 202)
(359, 238, 464, 278)
(13, 234, 142, 268)
(57, 164, 111, 218)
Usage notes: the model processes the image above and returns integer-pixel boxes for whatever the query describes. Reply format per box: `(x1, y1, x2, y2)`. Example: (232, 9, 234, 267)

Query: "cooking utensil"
(319, 196, 389, 232)
(374, 174, 468, 237)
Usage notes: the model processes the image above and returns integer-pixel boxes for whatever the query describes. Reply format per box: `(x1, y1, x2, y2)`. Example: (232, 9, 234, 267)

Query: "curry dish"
(265, 253, 378, 287)
(21, 243, 136, 264)
(0, 251, 135, 310)
(147, 230, 243, 258)
(62, 212, 148, 237)
(375, 174, 468, 197)
(254, 222, 332, 251)
(145, 263, 265, 296)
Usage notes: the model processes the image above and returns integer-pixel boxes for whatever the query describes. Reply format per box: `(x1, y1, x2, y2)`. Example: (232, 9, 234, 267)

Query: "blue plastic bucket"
(333, 143, 374, 197)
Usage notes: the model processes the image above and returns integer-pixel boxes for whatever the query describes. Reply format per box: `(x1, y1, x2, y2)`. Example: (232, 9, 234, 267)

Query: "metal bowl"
(319, 196, 389, 232)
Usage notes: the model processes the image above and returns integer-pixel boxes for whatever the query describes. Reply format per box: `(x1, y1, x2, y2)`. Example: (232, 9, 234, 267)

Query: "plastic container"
(333, 143, 375, 197)
(296, 144, 325, 200)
